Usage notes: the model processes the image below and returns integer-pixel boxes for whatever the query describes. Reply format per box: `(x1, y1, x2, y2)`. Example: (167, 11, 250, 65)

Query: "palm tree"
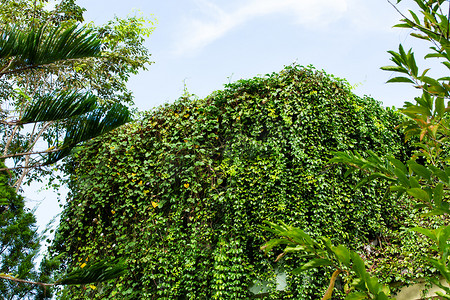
(0, 24, 130, 298)
(0, 24, 131, 190)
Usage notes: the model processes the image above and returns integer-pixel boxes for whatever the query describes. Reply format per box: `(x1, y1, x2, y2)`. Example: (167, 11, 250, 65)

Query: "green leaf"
(411, 226, 436, 240)
(0, 24, 101, 74)
(284, 228, 316, 246)
(425, 53, 446, 59)
(262, 220, 289, 234)
(411, 33, 429, 40)
(344, 292, 368, 300)
(407, 188, 430, 202)
(20, 90, 97, 124)
(56, 259, 127, 285)
(386, 77, 415, 84)
(409, 9, 420, 23)
(291, 258, 333, 273)
(284, 245, 309, 253)
(389, 185, 406, 193)
(366, 276, 381, 294)
(428, 84, 446, 94)
(388, 156, 407, 173)
(436, 225, 450, 252)
(409, 176, 420, 188)
(436, 97, 445, 117)
(351, 251, 367, 278)
(332, 244, 351, 267)
(407, 50, 419, 77)
(434, 183, 444, 207)
(45, 103, 131, 165)
(393, 168, 410, 187)
(426, 258, 450, 283)
(407, 160, 431, 180)
(260, 238, 292, 254)
(402, 104, 432, 116)
(380, 65, 409, 74)
(374, 292, 390, 300)
(429, 165, 449, 183)
(393, 23, 413, 28)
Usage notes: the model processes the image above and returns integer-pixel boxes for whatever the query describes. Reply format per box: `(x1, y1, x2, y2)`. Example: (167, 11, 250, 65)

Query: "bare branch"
(14, 153, 30, 191)
(0, 58, 15, 74)
(0, 147, 60, 160)
(0, 273, 54, 288)
(0, 64, 42, 78)
(3, 125, 19, 156)
(0, 161, 48, 172)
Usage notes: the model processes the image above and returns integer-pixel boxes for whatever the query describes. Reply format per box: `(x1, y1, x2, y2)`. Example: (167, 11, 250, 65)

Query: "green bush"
(50, 64, 412, 299)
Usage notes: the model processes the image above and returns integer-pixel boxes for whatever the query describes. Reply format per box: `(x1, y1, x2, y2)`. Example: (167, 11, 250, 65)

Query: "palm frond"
(44, 103, 131, 165)
(20, 90, 97, 124)
(55, 259, 127, 285)
(0, 24, 101, 74)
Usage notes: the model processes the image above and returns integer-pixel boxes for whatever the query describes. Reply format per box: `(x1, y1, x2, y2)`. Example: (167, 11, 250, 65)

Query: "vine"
(48, 64, 415, 299)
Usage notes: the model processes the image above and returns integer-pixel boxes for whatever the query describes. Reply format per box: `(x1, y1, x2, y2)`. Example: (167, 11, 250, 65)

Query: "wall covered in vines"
(49, 65, 413, 299)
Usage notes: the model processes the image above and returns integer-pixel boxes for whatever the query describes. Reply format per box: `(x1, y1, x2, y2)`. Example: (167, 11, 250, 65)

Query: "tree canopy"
(0, 0, 154, 298)
(0, 0, 154, 190)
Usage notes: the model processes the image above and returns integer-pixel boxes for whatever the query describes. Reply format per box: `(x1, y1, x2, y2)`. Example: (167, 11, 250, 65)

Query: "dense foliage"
(264, 0, 450, 299)
(0, 163, 40, 299)
(50, 64, 412, 299)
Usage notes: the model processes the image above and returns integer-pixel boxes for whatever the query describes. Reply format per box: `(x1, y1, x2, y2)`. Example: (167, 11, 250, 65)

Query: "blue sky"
(78, 0, 423, 109)
(30, 0, 428, 243)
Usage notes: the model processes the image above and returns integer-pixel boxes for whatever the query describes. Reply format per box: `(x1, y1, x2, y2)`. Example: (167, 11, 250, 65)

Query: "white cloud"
(173, 0, 349, 55)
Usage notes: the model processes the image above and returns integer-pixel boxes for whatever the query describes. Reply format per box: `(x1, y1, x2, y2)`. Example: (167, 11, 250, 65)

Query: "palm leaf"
(20, 90, 97, 124)
(55, 259, 127, 285)
(44, 103, 131, 165)
(0, 24, 101, 74)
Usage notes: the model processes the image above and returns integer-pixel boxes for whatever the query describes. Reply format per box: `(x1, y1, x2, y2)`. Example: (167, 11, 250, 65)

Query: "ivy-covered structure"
(50, 65, 412, 299)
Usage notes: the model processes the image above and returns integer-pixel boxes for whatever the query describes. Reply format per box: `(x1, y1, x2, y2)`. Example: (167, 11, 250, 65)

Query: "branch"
(0, 64, 42, 78)
(0, 161, 49, 172)
(387, 0, 448, 44)
(3, 124, 19, 157)
(0, 147, 60, 160)
(14, 152, 30, 191)
(0, 57, 102, 78)
(0, 273, 54, 288)
(0, 58, 14, 74)
(321, 269, 342, 300)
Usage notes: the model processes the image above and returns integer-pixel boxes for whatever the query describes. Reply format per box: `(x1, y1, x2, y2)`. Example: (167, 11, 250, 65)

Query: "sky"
(26, 0, 433, 249)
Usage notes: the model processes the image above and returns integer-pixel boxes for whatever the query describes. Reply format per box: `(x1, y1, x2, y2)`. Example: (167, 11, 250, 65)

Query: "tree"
(0, 161, 40, 300)
(0, 23, 132, 186)
(0, 22, 131, 299)
(0, 0, 154, 298)
(263, 0, 450, 298)
(0, 0, 154, 191)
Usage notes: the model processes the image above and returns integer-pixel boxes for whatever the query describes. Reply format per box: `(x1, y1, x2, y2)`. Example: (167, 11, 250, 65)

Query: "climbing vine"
(48, 65, 414, 299)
